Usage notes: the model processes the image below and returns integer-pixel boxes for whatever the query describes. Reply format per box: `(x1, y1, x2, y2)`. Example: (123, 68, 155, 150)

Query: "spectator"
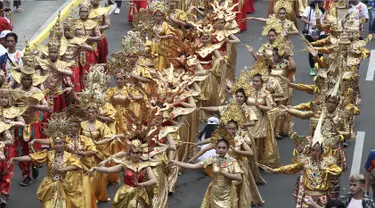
(339, 174, 375, 208)
(368, 0, 375, 37)
(3, 32, 22, 82)
(114, 0, 121, 14)
(0, 2, 11, 32)
(365, 149, 375, 199)
(301, 0, 325, 76)
(0, 30, 10, 56)
(349, 0, 369, 39)
(13, 0, 21, 13)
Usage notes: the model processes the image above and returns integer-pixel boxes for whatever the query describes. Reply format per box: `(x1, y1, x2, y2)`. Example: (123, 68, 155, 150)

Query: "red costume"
(128, 0, 147, 22)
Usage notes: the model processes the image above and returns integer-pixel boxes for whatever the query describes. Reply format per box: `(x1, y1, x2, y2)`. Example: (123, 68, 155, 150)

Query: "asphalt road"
(7, 1, 375, 208)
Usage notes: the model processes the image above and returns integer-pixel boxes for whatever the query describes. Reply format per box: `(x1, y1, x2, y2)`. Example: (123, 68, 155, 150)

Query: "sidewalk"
(9, 0, 66, 49)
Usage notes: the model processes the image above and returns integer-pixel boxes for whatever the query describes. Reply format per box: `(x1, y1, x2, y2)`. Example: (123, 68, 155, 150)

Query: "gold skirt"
(112, 185, 149, 208)
(201, 181, 238, 208)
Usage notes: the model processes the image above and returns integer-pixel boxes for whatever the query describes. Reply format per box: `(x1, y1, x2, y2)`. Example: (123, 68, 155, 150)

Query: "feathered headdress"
(188, 19, 215, 37)
(311, 111, 325, 146)
(127, 139, 149, 153)
(211, 1, 238, 22)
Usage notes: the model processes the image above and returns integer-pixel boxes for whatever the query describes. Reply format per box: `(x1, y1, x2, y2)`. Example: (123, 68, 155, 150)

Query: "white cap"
(207, 117, 219, 125)
(0, 30, 11, 39)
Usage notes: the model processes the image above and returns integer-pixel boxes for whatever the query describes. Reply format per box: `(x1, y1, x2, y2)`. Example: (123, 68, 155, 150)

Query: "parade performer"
(267, 0, 300, 27)
(88, 139, 157, 208)
(249, 0, 299, 55)
(36, 32, 73, 113)
(191, 108, 265, 206)
(260, 115, 342, 208)
(0, 82, 25, 206)
(10, 46, 50, 186)
(89, 0, 110, 63)
(171, 136, 243, 208)
(60, 11, 94, 93)
(30, 107, 98, 208)
(74, 0, 102, 89)
(8, 117, 82, 208)
(79, 88, 114, 202)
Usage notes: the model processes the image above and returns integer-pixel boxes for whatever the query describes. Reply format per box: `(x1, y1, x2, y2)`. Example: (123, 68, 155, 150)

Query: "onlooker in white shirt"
(349, 0, 369, 38)
(4, 32, 22, 83)
(301, 0, 325, 76)
(339, 174, 375, 208)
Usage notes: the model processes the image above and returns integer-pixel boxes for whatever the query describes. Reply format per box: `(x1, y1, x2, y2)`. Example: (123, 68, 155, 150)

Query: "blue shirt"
(365, 150, 375, 198)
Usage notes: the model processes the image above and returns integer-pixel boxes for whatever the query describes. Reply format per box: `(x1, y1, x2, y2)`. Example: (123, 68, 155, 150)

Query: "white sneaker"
(115, 8, 120, 14)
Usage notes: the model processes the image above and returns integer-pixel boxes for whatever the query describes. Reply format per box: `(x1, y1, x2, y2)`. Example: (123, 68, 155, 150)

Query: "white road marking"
(350, 131, 366, 176)
(366, 50, 375, 81)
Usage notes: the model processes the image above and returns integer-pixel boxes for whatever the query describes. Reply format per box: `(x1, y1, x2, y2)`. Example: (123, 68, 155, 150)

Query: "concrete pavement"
(7, 1, 375, 207)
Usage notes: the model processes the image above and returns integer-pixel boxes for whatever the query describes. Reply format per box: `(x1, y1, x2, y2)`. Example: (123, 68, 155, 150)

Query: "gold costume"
(200, 155, 242, 208)
(30, 150, 82, 208)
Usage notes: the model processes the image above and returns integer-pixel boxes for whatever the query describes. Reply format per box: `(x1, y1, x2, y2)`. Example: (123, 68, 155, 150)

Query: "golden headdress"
(80, 87, 106, 109)
(121, 30, 146, 55)
(210, 126, 235, 146)
(148, 0, 168, 14)
(273, 0, 292, 14)
(47, 34, 61, 51)
(220, 103, 245, 127)
(189, 19, 215, 37)
(231, 69, 252, 97)
(44, 112, 70, 139)
(262, 16, 283, 36)
(65, 105, 87, 122)
(84, 64, 109, 92)
(0, 81, 11, 95)
(127, 139, 148, 153)
(211, 1, 238, 22)
(342, 11, 361, 33)
(49, 11, 63, 40)
(328, 74, 341, 100)
(64, 8, 75, 29)
(80, 0, 92, 10)
(311, 111, 325, 146)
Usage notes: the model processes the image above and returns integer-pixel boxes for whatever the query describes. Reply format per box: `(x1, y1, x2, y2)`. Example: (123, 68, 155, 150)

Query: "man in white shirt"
(349, 0, 369, 38)
(4, 32, 22, 83)
(339, 174, 375, 208)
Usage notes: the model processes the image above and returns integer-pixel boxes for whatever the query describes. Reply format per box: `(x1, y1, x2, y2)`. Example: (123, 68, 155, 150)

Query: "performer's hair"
(235, 88, 248, 100)
(268, 29, 277, 35)
(349, 174, 365, 184)
(216, 138, 229, 148)
(253, 73, 264, 83)
(5, 32, 18, 42)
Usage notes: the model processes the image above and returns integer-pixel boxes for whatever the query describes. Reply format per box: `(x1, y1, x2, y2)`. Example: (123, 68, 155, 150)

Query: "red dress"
(79, 50, 97, 90)
(123, 168, 146, 187)
(128, 0, 147, 23)
(244, 0, 255, 13)
(233, 0, 247, 32)
(98, 36, 108, 63)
